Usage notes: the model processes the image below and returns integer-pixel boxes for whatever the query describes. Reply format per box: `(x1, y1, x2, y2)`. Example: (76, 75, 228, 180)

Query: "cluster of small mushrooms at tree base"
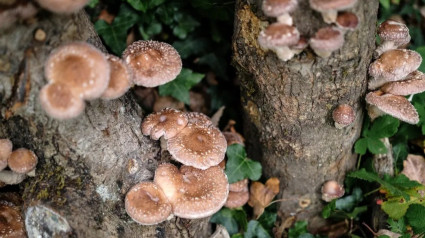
(366, 20, 425, 125)
(258, 0, 359, 61)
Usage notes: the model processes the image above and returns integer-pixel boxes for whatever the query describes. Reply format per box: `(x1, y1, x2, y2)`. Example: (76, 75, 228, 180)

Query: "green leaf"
(231, 234, 243, 238)
(257, 210, 277, 231)
(406, 204, 425, 234)
(210, 208, 247, 235)
(322, 200, 336, 218)
(127, 0, 165, 12)
(172, 14, 200, 39)
(354, 138, 368, 155)
(387, 217, 407, 234)
(198, 53, 228, 79)
(245, 220, 272, 238)
(138, 21, 162, 40)
(379, 0, 390, 9)
(367, 137, 387, 154)
(159, 68, 204, 104)
(87, 0, 99, 8)
(94, 4, 139, 55)
(173, 37, 209, 59)
(369, 115, 400, 139)
(335, 187, 363, 212)
(225, 144, 262, 183)
(288, 221, 309, 238)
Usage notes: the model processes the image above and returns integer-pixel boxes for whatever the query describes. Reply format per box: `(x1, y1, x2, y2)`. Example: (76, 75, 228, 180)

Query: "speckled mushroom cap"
(262, 0, 298, 17)
(122, 40, 182, 87)
(167, 123, 227, 170)
(0, 201, 25, 238)
(154, 163, 229, 219)
(44, 42, 110, 100)
(141, 108, 189, 140)
(185, 112, 213, 126)
(368, 49, 422, 89)
(332, 104, 355, 128)
(309, 0, 357, 11)
(365, 90, 419, 124)
(35, 0, 89, 13)
(321, 180, 345, 202)
(229, 179, 249, 193)
(8, 148, 37, 174)
(0, 139, 12, 171)
(335, 12, 359, 31)
(381, 71, 425, 96)
(125, 182, 172, 225)
(309, 27, 344, 58)
(101, 55, 133, 100)
(258, 23, 300, 49)
(39, 83, 85, 120)
(225, 190, 250, 208)
(378, 20, 410, 46)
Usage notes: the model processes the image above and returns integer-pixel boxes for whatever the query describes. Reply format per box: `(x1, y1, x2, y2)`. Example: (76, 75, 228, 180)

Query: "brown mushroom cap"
(229, 179, 249, 193)
(380, 71, 425, 96)
(225, 190, 250, 208)
(378, 20, 410, 46)
(186, 112, 213, 127)
(309, 27, 344, 58)
(125, 182, 172, 225)
(0, 139, 12, 171)
(223, 132, 245, 146)
(335, 12, 359, 31)
(258, 23, 300, 50)
(122, 40, 182, 87)
(101, 55, 133, 100)
(154, 163, 229, 219)
(262, 0, 298, 17)
(309, 0, 357, 11)
(332, 104, 355, 128)
(0, 201, 25, 238)
(321, 180, 345, 202)
(365, 91, 419, 124)
(368, 49, 422, 89)
(44, 42, 110, 100)
(39, 83, 85, 120)
(167, 124, 227, 170)
(8, 148, 37, 174)
(34, 0, 89, 14)
(141, 108, 189, 140)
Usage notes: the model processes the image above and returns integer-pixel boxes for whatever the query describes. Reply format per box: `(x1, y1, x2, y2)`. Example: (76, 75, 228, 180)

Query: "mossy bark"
(0, 10, 209, 238)
(233, 0, 379, 229)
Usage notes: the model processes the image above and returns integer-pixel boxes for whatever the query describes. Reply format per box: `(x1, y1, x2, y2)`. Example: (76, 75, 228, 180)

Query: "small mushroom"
(258, 23, 300, 61)
(225, 190, 249, 208)
(122, 40, 182, 87)
(8, 148, 37, 175)
(0, 201, 26, 237)
(368, 49, 422, 90)
(289, 36, 308, 55)
(0, 139, 12, 171)
(229, 179, 249, 193)
(100, 55, 133, 100)
(335, 12, 359, 32)
(34, 0, 89, 14)
(141, 108, 189, 140)
(262, 0, 298, 25)
(167, 123, 227, 170)
(375, 20, 410, 57)
(223, 131, 245, 146)
(332, 104, 355, 129)
(365, 90, 419, 124)
(309, 0, 358, 24)
(321, 180, 345, 202)
(125, 182, 172, 225)
(380, 71, 425, 96)
(154, 163, 229, 219)
(309, 27, 344, 58)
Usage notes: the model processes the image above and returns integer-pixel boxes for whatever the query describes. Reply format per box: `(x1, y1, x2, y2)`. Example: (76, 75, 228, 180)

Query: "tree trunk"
(0, 10, 209, 237)
(233, 0, 379, 228)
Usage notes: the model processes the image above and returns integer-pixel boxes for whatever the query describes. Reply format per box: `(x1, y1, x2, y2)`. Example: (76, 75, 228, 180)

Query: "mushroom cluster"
(366, 20, 424, 124)
(258, 0, 360, 61)
(0, 139, 38, 186)
(40, 40, 182, 120)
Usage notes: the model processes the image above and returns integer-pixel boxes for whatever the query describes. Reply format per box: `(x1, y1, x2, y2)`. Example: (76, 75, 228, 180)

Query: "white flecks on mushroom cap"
(378, 19, 411, 46)
(141, 108, 189, 140)
(122, 40, 182, 87)
(309, 27, 344, 58)
(35, 0, 89, 14)
(365, 91, 419, 124)
(309, 0, 358, 23)
(8, 148, 38, 174)
(125, 182, 172, 225)
(185, 112, 213, 127)
(0, 201, 26, 237)
(44, 42, 111, 100)
(167, 124, 227, 170)
(154, 163, 229, 219)
(229, 178, 249, 193)
(225, 190, 249, 208)
(262, 0, 298, 17)
(380, 71, 425, 96)
(101, 54, 133, 100)
(258, 23, 300, 50)
(332, 104, 355, 128)
(335, 12, 359, 31)
(0, 139, 12, 171)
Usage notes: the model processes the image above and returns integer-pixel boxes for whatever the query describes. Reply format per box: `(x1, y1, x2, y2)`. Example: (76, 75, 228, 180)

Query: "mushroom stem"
(0, 170, 27, 185)
(321, 10, 338, 23)
(277, 13, 293, 25)
(374, 41, 396, 58)
(273, 46, 296, 61)
(366, 104, 385, 121)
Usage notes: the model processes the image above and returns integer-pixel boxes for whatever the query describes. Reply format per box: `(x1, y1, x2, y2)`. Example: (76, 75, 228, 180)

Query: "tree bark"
(0, 10, 209, 237)
(233, 0, 379, 228)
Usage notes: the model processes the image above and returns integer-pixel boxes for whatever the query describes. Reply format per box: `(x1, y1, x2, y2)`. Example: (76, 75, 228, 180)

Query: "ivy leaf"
(245, 220, 272, 238)
(173, 36, 209, 59)
(367, 137, 387, 154)
(172, 14, 200, 39)
(225, 144, 262, 183)
(405, 204, 425, 234)
(210, 208, 247, 235)
(335, 187, 363, 212)
(257, 210, 277, 231)
(369, 115, 400, 139)
(159, 68, 204, 104)
(138, 21, 162, 40)
(288, 221, 309, 238)
(127, 0, 165, 12)
(354, 138, 368, 155)
(94, 4, 139, 55)
(322, 200, 336, 218)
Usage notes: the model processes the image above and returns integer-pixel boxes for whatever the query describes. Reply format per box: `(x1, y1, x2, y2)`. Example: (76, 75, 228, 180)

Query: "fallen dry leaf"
(248, 177, 280, 218)
(98, 9, 115, 24)
(402, 154, 425, 185)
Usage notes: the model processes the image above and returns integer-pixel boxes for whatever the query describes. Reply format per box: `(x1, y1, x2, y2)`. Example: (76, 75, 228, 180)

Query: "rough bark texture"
(233, 0, 379, 228)
(0, 10, 209, 237)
